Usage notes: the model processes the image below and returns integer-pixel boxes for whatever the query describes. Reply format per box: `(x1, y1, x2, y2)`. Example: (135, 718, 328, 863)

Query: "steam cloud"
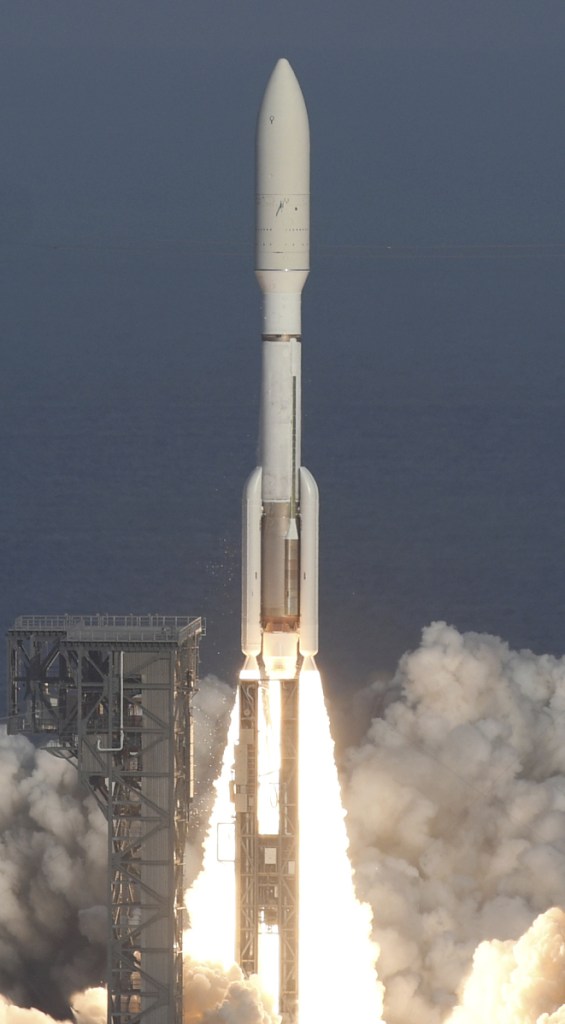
(342, 621, 565, 1023)
(0, 728, 107, 1021)
(183, 961, 277, 1024)
(3, 644, 565, 1023)
(0, 988, 105, 1024)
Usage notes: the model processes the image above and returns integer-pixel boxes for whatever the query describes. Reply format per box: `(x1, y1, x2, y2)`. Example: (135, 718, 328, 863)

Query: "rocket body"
(242, 58, 319, 681)
(234, 59, 318, 1022)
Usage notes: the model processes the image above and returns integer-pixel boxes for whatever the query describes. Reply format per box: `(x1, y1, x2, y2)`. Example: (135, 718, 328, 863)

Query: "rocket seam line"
(261, 334, 302, 342)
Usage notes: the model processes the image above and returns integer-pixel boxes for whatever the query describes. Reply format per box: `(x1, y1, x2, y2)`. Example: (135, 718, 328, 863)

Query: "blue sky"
(2, 1, 564, 250)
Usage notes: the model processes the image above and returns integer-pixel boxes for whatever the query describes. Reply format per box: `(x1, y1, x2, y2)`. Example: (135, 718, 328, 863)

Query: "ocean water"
(1, 247, 564, 720)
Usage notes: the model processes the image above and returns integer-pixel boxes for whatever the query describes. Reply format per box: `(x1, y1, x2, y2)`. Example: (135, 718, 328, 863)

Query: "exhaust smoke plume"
(0, 988, 105, 1024)
(342, 621, 565, 1023)
(183, 960, 278, 1024)
(447, 907, 565, 1023)
(0, 730, 106, 1019)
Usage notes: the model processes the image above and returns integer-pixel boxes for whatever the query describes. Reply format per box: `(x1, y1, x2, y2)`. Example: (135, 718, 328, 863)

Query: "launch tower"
(7, 613, 204, 1024)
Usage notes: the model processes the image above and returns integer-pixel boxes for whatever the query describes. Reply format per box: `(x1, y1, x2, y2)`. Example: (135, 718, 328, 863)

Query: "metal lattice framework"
(235, 675, 299, 1024)
(7, 614, 204, 1024)
(235, 681, 259, 976)
(279, 678, 299, 1021)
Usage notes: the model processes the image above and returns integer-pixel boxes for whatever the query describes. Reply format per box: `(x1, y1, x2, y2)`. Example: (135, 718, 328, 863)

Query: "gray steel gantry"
(7, 613, 204, 1024)
(235, 676, 299, 1024)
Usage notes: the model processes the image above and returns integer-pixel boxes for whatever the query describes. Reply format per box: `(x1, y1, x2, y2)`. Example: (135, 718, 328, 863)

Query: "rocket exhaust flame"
(184, 700, 238, 969)
(297, 668, 384, 1023)
(257, 679, 282, 837)
(184, 668, 385, 1023)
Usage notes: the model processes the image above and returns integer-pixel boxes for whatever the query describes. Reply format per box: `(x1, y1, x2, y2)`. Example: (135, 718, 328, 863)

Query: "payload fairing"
(234, 58, 318, 1023)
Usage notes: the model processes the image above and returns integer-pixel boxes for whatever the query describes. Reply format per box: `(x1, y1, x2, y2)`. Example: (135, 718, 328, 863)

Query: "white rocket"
(241, 58, 319, 682)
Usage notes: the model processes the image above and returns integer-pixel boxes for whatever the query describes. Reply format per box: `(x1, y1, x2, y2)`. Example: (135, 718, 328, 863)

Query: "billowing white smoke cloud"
(342, 622, 565, 1024)
(446, 907, 565, 1023)
(69, 988, 106, 1024)
(0, 987, 106, 1024)
(183, 961, 277, 1024)
(0, 729, 107, 1018)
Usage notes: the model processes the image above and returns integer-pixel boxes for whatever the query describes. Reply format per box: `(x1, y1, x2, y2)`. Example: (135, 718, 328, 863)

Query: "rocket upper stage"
(256, 59, 310, 336)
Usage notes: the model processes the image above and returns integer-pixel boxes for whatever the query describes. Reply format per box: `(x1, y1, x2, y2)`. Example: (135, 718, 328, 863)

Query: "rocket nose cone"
(260, 57, 307, 120)
(269, 57, 297, 87)
(256, 57, 309, 191)
(256, 57, 310, 275)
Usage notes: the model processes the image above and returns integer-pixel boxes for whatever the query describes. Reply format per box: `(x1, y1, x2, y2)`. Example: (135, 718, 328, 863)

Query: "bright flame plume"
(185, 670, 385, 1023)
(298, 667, 384, 1023)
(184, 695, 237, 968)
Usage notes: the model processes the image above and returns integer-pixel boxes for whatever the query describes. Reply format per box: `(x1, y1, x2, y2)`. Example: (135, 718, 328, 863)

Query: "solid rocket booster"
(242, 57, 319, 681)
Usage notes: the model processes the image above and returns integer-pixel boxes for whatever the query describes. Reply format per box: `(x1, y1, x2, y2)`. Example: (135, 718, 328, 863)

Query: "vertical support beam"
(279, 677, 299, 1024)
(173, 659, 193, 1024)
(235, 674, 299, 1024)
(235, 682, 259, 976)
